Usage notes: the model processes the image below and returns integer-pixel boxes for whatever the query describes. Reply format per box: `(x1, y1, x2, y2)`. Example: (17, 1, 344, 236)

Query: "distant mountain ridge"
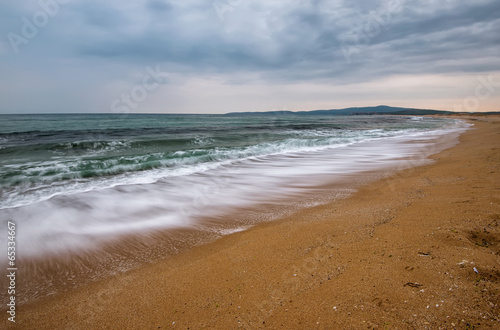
(225, 105, 490, 116)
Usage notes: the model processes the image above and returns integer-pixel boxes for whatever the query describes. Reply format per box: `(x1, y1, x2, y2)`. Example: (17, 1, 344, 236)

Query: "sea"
(0, 113, 470, 303)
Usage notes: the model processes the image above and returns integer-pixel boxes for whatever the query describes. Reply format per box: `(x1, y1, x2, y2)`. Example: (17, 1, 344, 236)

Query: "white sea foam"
(4, 124, 459, 209)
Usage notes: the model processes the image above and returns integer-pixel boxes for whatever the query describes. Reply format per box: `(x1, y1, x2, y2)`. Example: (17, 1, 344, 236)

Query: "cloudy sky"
(1, 0, 499, 114)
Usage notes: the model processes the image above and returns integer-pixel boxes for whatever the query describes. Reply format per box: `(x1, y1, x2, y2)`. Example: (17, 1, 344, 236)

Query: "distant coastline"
(225, 105, 500, 116)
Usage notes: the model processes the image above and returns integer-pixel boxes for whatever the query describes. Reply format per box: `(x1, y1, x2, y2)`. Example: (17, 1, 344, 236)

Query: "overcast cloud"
(1, 0, 499, 113)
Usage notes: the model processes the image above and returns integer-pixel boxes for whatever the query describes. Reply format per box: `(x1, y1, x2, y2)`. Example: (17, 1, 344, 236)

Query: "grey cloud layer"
(5, 1, 499, 72)
(1, 0, 499, 112)
(78, 1, 500, 77)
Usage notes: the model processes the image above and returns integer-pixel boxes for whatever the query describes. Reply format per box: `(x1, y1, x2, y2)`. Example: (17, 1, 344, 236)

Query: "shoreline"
(2, 120, 466, 307)
(8, 116, 500, 328)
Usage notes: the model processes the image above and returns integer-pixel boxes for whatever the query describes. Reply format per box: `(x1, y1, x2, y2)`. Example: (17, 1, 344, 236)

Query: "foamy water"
(0, 118, 470, 260)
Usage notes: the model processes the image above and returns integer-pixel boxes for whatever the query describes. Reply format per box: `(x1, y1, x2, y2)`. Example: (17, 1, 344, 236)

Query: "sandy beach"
(8, 116, 500, 329)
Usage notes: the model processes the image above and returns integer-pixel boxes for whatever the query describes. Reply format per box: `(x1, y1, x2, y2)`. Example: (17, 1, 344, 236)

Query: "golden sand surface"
(9, 116, 500, 329)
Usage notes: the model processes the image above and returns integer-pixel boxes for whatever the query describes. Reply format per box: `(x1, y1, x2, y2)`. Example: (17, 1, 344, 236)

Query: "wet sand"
(9, 116, 500, 329)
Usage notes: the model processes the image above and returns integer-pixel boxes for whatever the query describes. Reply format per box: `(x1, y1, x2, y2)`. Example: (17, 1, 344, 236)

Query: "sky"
(0, 0, 499, 114)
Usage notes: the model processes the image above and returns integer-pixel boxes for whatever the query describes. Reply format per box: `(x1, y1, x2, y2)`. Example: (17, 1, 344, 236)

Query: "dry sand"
(8, 116, 500, 329)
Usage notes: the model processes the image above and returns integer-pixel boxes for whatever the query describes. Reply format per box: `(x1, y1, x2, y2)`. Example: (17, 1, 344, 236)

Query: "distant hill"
(225, 105, 455, 116)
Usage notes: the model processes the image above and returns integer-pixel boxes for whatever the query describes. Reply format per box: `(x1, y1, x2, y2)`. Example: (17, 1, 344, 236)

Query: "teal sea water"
(0, 114, 469, 259)
(0, 114, 461, 208)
